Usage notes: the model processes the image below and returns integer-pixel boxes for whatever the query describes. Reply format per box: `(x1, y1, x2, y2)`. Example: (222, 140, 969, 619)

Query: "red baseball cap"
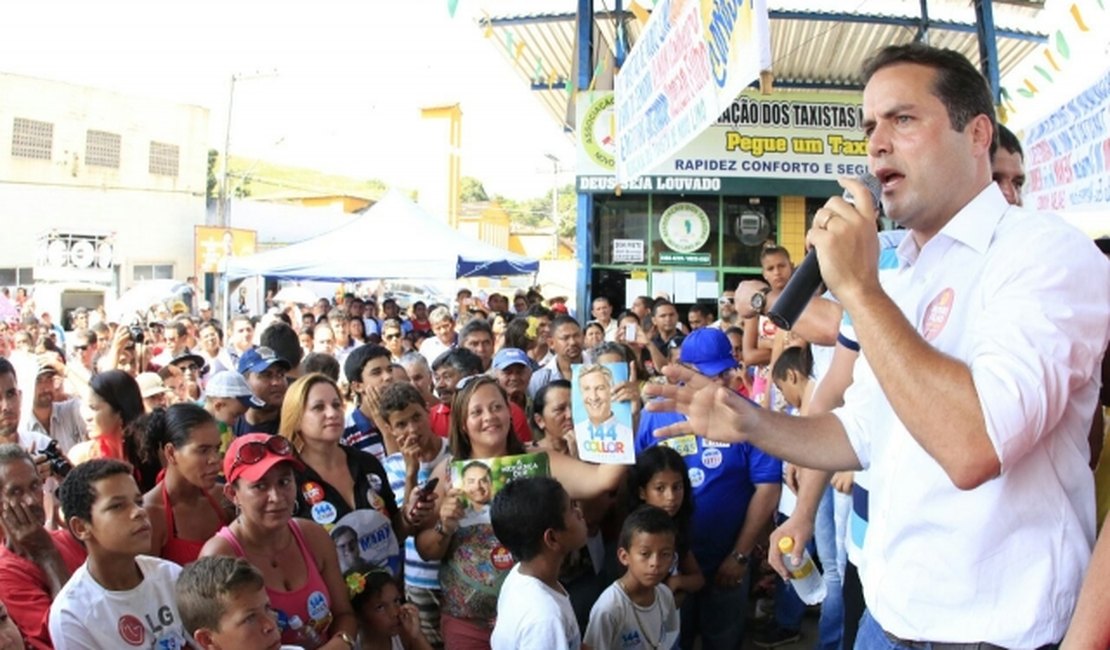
(223, 433, 304, 484)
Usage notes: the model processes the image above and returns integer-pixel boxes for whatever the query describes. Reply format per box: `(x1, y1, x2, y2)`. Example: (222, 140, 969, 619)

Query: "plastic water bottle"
(287, 615, 324, 649)
(778, 536, 827, 605)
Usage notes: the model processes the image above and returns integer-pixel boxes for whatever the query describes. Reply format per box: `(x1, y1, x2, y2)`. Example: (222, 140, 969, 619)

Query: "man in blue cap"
(492, 347, 533, 412)
(635, 327, 781, 650)
(232, 346, 291, 437)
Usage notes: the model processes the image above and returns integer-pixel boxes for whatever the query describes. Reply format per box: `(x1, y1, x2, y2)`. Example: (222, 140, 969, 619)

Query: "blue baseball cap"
(237, 346, 291, 375)
(679, 328, 738, 377)
(493, 347, 531, 370)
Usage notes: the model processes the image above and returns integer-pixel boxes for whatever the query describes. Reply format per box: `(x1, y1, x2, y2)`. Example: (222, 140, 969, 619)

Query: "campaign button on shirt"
(307, 591, 330, 621)
(312, 501, 338, 525)
(663, 435, 698, 457)
(701, 448, 723, 469)
(302, 482, 325, 504)
(688, 467, 706, 488)
(491, 545, 515, 570)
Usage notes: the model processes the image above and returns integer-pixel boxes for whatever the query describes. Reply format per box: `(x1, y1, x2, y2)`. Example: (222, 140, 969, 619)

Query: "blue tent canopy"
(223, 190, 539, 281)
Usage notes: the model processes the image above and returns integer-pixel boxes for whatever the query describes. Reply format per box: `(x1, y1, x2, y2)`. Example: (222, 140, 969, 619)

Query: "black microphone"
(767, 173, 882, 330)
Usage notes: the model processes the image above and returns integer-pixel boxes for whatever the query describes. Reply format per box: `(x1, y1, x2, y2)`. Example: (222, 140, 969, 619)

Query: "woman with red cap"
(199, 433, 358, 650)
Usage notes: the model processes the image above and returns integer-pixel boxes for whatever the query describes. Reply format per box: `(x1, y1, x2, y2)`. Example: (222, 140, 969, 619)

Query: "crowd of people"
(0, 42, 1108, 650)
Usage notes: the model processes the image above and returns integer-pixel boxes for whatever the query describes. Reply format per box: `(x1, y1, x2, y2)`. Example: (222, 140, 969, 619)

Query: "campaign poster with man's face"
(571, 362, 635, 464)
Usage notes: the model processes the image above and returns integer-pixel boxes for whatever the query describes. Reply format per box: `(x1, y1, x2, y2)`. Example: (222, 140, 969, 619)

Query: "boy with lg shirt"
(49, 459, 191, 650)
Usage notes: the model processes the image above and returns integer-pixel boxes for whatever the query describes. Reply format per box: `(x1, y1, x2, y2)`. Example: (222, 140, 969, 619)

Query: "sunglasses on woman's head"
(230, 436, 293, 472)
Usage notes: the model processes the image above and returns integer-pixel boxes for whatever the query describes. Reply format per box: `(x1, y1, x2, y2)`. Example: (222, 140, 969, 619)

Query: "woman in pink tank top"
(141, 404, 230, 566)
(199, 433, 358, 650)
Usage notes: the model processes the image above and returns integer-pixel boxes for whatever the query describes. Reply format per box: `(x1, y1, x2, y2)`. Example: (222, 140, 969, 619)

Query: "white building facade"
(0, 73, 208, 297)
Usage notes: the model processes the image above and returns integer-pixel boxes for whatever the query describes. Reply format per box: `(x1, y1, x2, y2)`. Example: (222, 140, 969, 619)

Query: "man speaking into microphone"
(646, 42, 1110, 648)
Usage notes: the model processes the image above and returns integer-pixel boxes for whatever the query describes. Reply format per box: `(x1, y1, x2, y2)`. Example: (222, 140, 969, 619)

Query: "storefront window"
(593, 195, 649, 266)
(651, 195, 719, 268)
(722, 196, 778, 268)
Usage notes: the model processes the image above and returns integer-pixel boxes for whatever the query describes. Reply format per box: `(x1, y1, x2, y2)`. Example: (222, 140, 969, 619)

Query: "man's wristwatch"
(732, 550, 748, 565)
(434, 519, 453, 537)
(749, 286, 771, 315)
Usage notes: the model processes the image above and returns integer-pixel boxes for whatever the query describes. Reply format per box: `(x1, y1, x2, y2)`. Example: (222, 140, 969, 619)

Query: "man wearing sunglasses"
(232, 347, 292, 438)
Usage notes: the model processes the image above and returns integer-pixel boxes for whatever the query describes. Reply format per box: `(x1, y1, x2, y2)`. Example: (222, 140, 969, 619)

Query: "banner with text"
(614, 0, 771, 183)
(195, 227, 257, 275)
(580, 89, 866, 193)
(1023, 70, 1110, 212)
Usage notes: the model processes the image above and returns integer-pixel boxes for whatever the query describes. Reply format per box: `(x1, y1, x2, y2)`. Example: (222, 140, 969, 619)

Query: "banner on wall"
(999, 0, 1110, 128)
(195, 227, 257, 275)
(614, 0, 771, 183)
(1022, 70, 1110, 212)
(579, 89, 866, 193)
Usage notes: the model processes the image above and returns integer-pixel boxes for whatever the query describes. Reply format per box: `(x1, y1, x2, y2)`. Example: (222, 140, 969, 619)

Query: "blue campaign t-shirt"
(636, 404, 782, 575)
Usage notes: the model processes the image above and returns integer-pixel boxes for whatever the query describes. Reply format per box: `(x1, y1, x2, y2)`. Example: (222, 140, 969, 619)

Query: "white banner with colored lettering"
(615, 0, 771, 184)
(579, 89, 866, 192)
(1023, 70, 1110, 212)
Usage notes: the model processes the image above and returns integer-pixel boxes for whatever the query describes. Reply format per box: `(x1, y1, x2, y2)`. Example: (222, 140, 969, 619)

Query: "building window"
(85, 130, 121, 168)
(148, 142, 179, 177)
(132, 264, 173, 281)
(0, 267, 35, 286)
(11, 118, 53, 160)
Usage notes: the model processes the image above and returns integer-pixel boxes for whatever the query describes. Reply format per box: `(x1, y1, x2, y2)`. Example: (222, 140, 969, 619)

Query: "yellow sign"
(194, 227, 257, 275)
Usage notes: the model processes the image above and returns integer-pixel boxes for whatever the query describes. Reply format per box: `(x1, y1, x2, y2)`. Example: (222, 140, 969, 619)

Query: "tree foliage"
(460, 176, 489, 202)
(490, 182, 577, 240)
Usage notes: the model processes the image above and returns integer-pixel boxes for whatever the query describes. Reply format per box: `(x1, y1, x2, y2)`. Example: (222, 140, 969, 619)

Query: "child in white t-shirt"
(490, 477, 588, 650)
(50, 458, 192, 650)
(585, 506, 680, 650)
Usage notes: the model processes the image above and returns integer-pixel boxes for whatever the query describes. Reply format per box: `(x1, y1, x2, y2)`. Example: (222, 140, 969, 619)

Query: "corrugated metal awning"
(485, 0, 1049, 132)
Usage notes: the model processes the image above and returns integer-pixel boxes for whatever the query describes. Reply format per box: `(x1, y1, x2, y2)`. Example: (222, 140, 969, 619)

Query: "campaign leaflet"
(450, 452, 551, 527)
(571, 362, 635, 465)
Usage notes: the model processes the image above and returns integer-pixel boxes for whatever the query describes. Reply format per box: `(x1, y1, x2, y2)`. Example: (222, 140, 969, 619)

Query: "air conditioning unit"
(35, 231, 115, 284)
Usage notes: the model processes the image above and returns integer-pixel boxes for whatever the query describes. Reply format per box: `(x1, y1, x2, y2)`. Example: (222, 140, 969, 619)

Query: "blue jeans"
(680, 571, 750, 650)
(814, 486, 848, 650)
(855, 610, 906, 650)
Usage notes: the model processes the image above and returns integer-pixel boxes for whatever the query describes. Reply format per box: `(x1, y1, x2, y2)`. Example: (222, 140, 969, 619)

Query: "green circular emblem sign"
(659, 202, 711, 253)
(581, 94, 616, 170)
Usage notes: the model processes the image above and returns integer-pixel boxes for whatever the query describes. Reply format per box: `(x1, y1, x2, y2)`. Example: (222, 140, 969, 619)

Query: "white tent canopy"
(223, 190, 539, 281)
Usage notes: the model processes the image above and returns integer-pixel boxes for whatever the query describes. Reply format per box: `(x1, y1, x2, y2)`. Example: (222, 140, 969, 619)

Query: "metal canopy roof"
(485, 1, 1049, 133)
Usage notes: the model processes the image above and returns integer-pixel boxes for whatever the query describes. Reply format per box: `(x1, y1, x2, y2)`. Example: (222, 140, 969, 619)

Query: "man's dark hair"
(772, 345, 814, 384)
(431, 347, 483, 376)
(260, 321, 303, 368)
(301, 352, 341, 381)
(91, 322, 110, 337)
(652, 300, 676, 317)
(168, 321, 188, 339)
(0, 358, 15, 382)
(996, 123, 1022, 158)
(343, 344, 391, 385)
(549, 314, 580, 334)
(688, 304, 711, 319)
(491, 476, 570, 562)
(459, 318, 493, 343)
(229, 315, 252, 330)
(58, 458, 133, 525)
(862, 42, 996, 155)
(619, 504, 678, 550)
(378, 382, 427, 422)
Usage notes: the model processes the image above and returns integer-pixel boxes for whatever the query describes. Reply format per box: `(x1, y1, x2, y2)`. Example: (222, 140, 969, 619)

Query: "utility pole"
(544, 153, 561, 259)
(219, 69, 278, 228)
